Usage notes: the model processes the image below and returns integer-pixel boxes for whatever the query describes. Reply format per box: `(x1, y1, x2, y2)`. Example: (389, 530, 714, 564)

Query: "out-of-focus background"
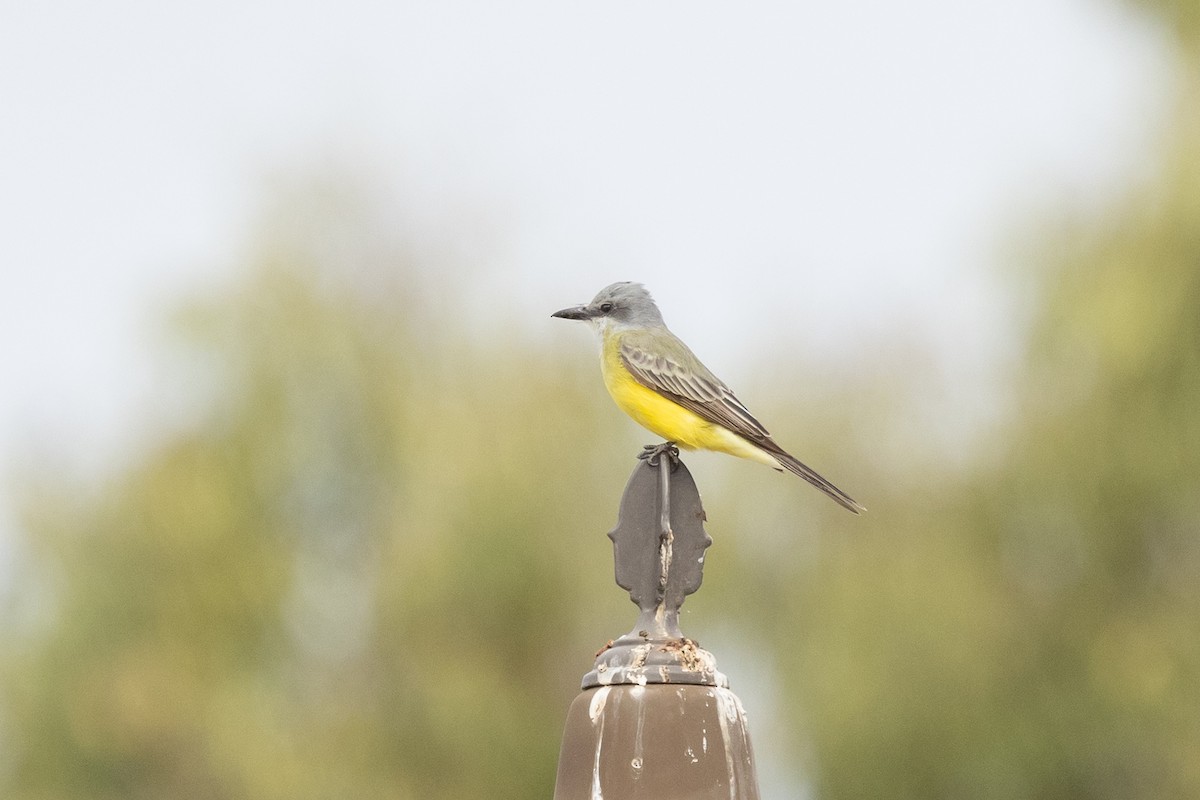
(2, 1, 1197, 797)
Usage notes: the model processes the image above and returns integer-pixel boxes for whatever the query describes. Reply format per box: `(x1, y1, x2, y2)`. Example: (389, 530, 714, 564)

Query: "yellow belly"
(600, 335, 780, 467)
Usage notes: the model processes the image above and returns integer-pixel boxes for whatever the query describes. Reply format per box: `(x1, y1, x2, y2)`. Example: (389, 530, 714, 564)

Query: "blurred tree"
(745, 3, 1200, 798)
(0, 181, 632, 800)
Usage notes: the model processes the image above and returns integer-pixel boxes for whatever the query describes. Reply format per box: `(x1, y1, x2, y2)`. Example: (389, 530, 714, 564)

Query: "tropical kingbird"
(553, 281, 863, 513)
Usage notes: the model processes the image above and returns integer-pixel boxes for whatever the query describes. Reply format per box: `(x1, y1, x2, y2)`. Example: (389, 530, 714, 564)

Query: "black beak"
(551, 304, 590, 321)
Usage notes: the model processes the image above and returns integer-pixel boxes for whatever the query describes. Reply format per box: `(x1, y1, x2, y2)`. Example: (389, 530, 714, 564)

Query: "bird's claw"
(638, 441, 680, 467)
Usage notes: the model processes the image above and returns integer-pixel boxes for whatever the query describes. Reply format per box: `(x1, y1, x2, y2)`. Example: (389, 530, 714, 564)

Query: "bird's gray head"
(551, 282, 665, 330)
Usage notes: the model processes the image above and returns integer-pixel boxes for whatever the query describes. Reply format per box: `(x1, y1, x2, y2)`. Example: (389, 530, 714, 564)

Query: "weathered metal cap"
(585, 630, 728, 688)
(581, 451, 725, 689)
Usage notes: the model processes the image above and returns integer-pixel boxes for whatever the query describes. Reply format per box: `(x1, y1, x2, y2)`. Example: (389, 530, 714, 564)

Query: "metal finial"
(582, 444, 725, 689)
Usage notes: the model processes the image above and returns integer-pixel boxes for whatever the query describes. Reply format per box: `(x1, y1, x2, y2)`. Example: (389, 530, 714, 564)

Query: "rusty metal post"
(554, 446, 761, 799)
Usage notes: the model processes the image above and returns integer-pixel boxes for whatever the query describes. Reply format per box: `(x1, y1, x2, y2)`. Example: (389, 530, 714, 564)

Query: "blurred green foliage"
(5, 6, 1200, 799)
(750, 20, 1200, 799)
(2, 189, 637, 799)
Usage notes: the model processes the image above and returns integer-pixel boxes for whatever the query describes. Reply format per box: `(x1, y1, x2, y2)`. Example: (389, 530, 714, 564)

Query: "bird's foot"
(638, 441, 680, 467)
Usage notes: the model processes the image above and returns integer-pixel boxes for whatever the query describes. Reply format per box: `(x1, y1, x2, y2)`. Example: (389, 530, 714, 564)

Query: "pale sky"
(0, 0, 1169, 572)
(1, 1, 1165, 480)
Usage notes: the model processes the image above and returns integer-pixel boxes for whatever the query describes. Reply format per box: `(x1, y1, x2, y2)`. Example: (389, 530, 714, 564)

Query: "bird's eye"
(599, 302, 614, 313)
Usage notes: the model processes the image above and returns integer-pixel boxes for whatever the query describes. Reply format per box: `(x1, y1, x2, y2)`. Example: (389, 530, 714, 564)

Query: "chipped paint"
(588, 686, 611, 723)
(631, 689, 647, 781)
(658, 524, 674, 600)
(714, 686, 744, 724)
(590, 696, 606, 800)
(715, 687, 741, 799)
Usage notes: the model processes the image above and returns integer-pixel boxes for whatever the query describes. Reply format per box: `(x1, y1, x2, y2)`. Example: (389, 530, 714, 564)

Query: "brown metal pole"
(555, 683, 758, 800)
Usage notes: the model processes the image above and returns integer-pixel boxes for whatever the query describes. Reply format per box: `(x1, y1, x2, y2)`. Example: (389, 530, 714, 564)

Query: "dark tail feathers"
(773, 450, 865, 514)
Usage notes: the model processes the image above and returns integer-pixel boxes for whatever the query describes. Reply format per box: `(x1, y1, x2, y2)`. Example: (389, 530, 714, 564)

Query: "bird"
(552, 281, 863, 513)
